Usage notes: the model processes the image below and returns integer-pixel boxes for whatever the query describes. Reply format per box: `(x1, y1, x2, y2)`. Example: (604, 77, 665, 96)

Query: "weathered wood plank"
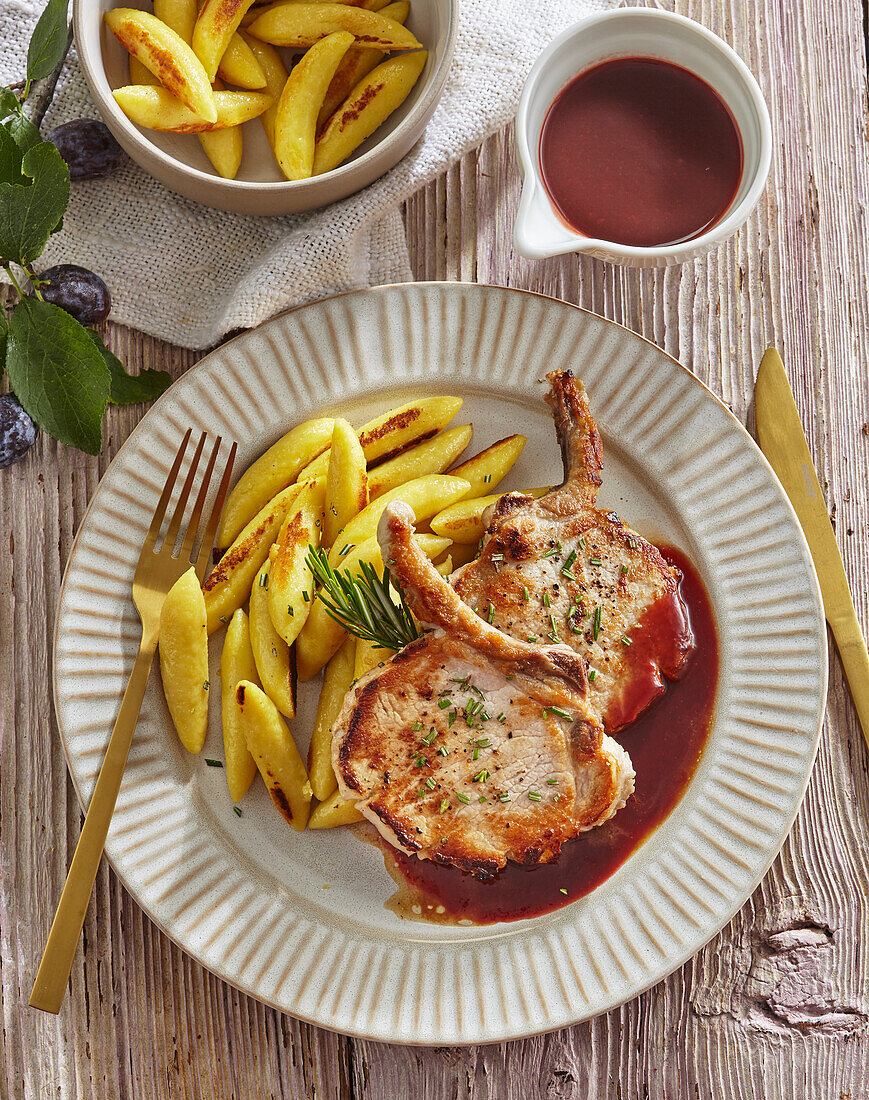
(2, 0, 868, 1096)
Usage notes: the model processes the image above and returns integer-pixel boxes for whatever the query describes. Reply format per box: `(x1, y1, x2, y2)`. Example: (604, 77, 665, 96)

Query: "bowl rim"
(73, 0, 458, 193)
(514, 6, 773, 261)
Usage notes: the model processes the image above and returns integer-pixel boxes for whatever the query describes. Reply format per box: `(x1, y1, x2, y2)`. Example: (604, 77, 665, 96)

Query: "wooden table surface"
(3, 0, 869, 1096)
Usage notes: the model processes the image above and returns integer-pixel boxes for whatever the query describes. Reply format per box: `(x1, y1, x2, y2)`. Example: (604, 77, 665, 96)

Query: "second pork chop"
(453, 369, 694, 731)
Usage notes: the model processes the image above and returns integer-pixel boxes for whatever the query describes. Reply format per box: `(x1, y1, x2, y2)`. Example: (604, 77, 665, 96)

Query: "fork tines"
(145, 430, 237, 580)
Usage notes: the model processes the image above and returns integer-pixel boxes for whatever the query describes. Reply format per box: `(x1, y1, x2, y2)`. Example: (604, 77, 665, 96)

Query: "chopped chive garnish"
(522, 586, 531, 601)
(621, 635, 633, 645)
(233, 805, 243, 817)
(473, 746, 480, 760)
(629, 537, 638, 549)
(205, 758, 222, 767)
(484, 473, 492, 483)
(470, 684, 485, 698)
(473, 770, 489, 782)
(562, 549, 577, 574)
(412, 721, 422, 732)
(414, 755, 426, 768)
(422, 729, 438, 745)
(287, 604, 294, 616)
(258, 573, 268, 587)
(438, 745, 449, 757)
(339, 543, 353, 556)
(487, 603, 495, 623)
(549, 613, 560, 638)
(526, 633, 538, 643)
(448, 710, 458, 726)
(479, 795, 487, 803)
(450, 675, 471, 687)
(490, 553, 504, 562)
(593, 605, 602, 640)
(457, 792, 471, 804)
(499, 793, 510, 802)
(547, 778, 559, 786)
(559, 888, 568, 895)
(440, 798, 450, 813)
(473, 737, 491, 748)
(528, 790, 541, 802)
(438, 697, 451, 709)
(543, 591, 551, 607)
(578, 538, 586, 550)
(203, 679, 210, 690)
(544, 706, 573, 720)
(425, 777, 437, 791)
(588, 669, 597, 682)
(590, 557, 602, 566)
(219, 615, 230, 624)
(542, 547, 559, 559)
(497, 713, 507, 723)
(621, 564, 629, 575)
(302, 590, 309, 602)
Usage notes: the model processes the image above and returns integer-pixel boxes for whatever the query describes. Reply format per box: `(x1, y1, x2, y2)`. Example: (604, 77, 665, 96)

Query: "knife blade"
(755, 348, 869, 749)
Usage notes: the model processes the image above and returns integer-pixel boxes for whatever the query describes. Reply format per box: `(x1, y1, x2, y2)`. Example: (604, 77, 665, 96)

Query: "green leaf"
(8, 113, 43, 156)
(0, 125, 22, 184)
(6, 297, 110, 454)
(0, 88, 21, 120)
(27, 0, 71, 84)
(0, 138, 68, 264)
(85, 329, 172, 405)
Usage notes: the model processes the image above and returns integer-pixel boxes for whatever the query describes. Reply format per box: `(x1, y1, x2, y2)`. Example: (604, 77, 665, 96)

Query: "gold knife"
(755, 348, 869, 750)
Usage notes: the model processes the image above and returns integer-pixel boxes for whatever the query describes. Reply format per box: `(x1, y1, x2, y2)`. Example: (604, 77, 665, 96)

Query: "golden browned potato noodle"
(158, 567, 210, 753)
(105, 8, 217, 121)
(219, 608, 259, 801)
(236, 681, 312, 829)
(313, 51, 427, 176)
(307, 635, 355, 800)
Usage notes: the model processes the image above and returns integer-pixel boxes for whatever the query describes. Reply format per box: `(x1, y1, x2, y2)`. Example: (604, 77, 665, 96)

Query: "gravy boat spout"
(513, 163, 605, 261)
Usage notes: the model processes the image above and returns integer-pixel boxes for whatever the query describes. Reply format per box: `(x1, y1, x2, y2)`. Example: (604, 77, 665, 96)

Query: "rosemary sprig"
(306, 546, 423, 651)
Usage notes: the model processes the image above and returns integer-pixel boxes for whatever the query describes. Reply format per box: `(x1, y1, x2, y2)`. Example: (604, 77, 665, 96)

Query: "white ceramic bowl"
(73, 0, 456, 215)
(513, 8, 772, 266)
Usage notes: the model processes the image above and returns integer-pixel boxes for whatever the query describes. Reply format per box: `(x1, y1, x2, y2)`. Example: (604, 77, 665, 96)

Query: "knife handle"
(829, 610, 869, 751)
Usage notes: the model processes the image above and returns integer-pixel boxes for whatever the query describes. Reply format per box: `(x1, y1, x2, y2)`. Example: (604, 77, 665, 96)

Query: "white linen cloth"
(0, 0, 611, 348)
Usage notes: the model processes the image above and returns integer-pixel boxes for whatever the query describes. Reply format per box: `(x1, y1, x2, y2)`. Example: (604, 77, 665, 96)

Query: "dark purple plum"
(0, 394, 37, 469)
(39, 265, 111, 324)
(47, 119, 124, 180)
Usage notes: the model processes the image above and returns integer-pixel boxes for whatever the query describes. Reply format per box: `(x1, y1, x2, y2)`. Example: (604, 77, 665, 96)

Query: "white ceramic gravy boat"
(514, 8, 772, 267)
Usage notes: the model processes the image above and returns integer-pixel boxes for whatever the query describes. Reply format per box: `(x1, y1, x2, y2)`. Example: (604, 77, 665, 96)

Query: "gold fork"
(29, 429, 237, 1014)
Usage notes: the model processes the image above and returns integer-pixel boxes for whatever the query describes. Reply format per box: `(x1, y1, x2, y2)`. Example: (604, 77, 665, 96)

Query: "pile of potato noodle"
(105, 0, 428, 180)
(157, 395, 535, 831)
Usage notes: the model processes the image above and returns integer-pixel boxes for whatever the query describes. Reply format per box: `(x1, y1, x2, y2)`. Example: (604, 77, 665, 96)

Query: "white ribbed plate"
(54, 284, 827, 1044)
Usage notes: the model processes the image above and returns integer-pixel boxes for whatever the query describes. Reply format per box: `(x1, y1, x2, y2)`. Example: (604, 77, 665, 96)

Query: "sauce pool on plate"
(539, 57, 744, 248)
(383, 546, 718, 924)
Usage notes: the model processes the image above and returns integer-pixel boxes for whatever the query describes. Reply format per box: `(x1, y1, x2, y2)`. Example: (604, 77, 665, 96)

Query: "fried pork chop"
(332, 502, 634, 880)
(453, 370, 693, 732)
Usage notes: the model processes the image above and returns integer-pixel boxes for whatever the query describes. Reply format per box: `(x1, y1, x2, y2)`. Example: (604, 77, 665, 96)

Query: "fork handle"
(29, 629, 159, 1014)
